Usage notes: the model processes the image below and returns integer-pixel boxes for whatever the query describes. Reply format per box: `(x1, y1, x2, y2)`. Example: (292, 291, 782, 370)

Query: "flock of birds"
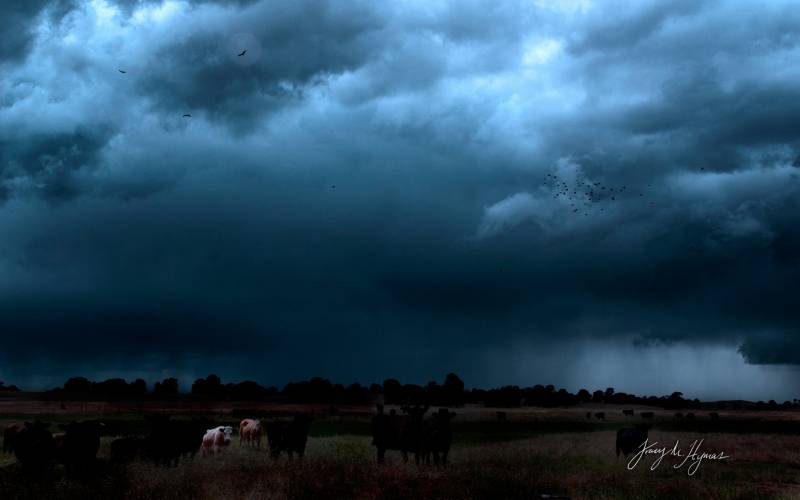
(117, 48, 249, 119)
(543, 171, 654, 216)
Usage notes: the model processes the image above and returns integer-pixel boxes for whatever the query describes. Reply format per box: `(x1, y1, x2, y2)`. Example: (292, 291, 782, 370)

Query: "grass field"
(1, 402, 799, 499)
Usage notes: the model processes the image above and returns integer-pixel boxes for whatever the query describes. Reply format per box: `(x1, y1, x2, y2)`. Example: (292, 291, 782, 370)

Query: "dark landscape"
(2, 375, 800, 499)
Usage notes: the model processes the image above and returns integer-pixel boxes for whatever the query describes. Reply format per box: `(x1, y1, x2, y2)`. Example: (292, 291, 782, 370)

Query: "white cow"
(202, 426, 233, 456)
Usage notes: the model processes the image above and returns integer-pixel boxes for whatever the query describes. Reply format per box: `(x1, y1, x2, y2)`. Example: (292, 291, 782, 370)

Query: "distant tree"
(131, 378, 147, 397)
(555, 388, 576, 406)
(0, 382, 20, 392)
(283, 377, 335, 403)
(443, 372, 465, 406)
(577, 389, 591, 402)
(592, 390, 604, 403)
(228, 380, 269, 400)
(192, 374, 223, 398)
(64, 377, 92, 393)
(605, 387, 615, 399)
(344, 383, 370, 403)
(484, 385, 523, 407)
(402, 384, 425, 404)
(93, 378, 130, 399)
(154, 377, 179, 397)
(383, 379, 402, 405)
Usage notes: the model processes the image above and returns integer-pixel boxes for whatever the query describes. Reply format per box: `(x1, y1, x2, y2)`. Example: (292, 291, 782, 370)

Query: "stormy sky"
(1, 0, 799, 400)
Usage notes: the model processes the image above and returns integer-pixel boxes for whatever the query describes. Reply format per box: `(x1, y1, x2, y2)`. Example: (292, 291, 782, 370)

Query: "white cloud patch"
(475, 192, 545, 239)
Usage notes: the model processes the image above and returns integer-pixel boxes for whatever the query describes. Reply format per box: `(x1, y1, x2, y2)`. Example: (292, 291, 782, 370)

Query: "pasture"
(1, 402, 800, 500)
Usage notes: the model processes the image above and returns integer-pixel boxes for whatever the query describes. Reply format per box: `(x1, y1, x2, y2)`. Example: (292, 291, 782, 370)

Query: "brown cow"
(239, 419, 263, 448)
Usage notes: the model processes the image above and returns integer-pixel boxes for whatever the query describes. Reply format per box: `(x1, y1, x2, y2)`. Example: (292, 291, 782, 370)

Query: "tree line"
(21, 374, 800, 410)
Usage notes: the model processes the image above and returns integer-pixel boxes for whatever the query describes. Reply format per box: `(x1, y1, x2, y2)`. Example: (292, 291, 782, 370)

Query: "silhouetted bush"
(0, 381, 20, 392)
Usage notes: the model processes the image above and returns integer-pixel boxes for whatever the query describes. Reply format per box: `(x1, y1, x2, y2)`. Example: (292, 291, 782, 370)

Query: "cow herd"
(1, 406, 458, 475)
(587, 409, 721, 422)
(1, 413, 315, 475)
(371, 405, 456, 465)
(2, 406, 721, 475)
(3, 420, 105, 474)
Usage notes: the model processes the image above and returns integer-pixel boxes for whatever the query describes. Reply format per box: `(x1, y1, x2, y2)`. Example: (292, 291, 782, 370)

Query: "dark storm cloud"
(109, 0, 257, 13)
(0, 1, 76, 63)
(135, 1, 385, 131)
(0, 125, 116, 201)
(1, 0, 800, 397)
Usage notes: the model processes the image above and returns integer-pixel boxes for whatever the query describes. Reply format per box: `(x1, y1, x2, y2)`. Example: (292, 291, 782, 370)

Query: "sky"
(1, 0, 799, 400)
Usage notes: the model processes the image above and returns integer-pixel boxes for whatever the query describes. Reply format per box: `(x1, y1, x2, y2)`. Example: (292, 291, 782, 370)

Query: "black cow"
(685, 413, 695, 420)
(616, 424, 650, 458)
(709, 412, 720, 421)
(674, 412, 684, 420)
(267, 413, 313, 459)
(585, 412, 592, 419)
(110, 436, 145, 463)
(143, 416, 208, 466)
(14, 421, 55, 472)
(622, 409, 634, 416)
(56, 421, 104, 476)
(594, 412, 605, 420)
(3, 423, 23, 454)
(402, 405, 429, 464)
(371, 404, 428, 464)
(423, 408, 456, 465)
(640, 412, 654, 419)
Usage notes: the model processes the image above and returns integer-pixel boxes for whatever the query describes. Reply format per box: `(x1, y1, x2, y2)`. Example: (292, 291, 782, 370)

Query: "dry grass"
(113, 431, 800, 500)
(2, 405, 800, 499)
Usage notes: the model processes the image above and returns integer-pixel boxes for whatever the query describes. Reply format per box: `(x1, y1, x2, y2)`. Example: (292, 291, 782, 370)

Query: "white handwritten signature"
(627, 439, 730, 476)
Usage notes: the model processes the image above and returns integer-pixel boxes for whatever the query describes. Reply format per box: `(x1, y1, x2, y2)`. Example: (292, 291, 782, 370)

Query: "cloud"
(475, 192, 542, 239)
(0, 1, 77, 64)
(0, 0, 799, 395)
(739, 331, 800, 365)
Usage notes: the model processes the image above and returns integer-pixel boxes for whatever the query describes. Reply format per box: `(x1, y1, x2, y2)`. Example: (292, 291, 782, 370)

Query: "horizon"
(6, 371, 797, 405)
(2, 0, 800, 402)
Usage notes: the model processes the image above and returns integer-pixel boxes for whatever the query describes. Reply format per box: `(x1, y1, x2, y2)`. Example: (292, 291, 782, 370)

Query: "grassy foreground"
(1, 406, 800, 499)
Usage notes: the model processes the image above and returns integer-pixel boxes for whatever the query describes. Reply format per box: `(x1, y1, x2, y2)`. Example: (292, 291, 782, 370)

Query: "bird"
(118, 69, 126, 73)
(238, 49, 247, 57)
(331, 184, 336, 189)
(183, 113, 192, 118)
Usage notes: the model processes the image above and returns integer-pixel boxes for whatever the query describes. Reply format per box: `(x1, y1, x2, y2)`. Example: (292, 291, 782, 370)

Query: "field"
(1, 399, 800, 500)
